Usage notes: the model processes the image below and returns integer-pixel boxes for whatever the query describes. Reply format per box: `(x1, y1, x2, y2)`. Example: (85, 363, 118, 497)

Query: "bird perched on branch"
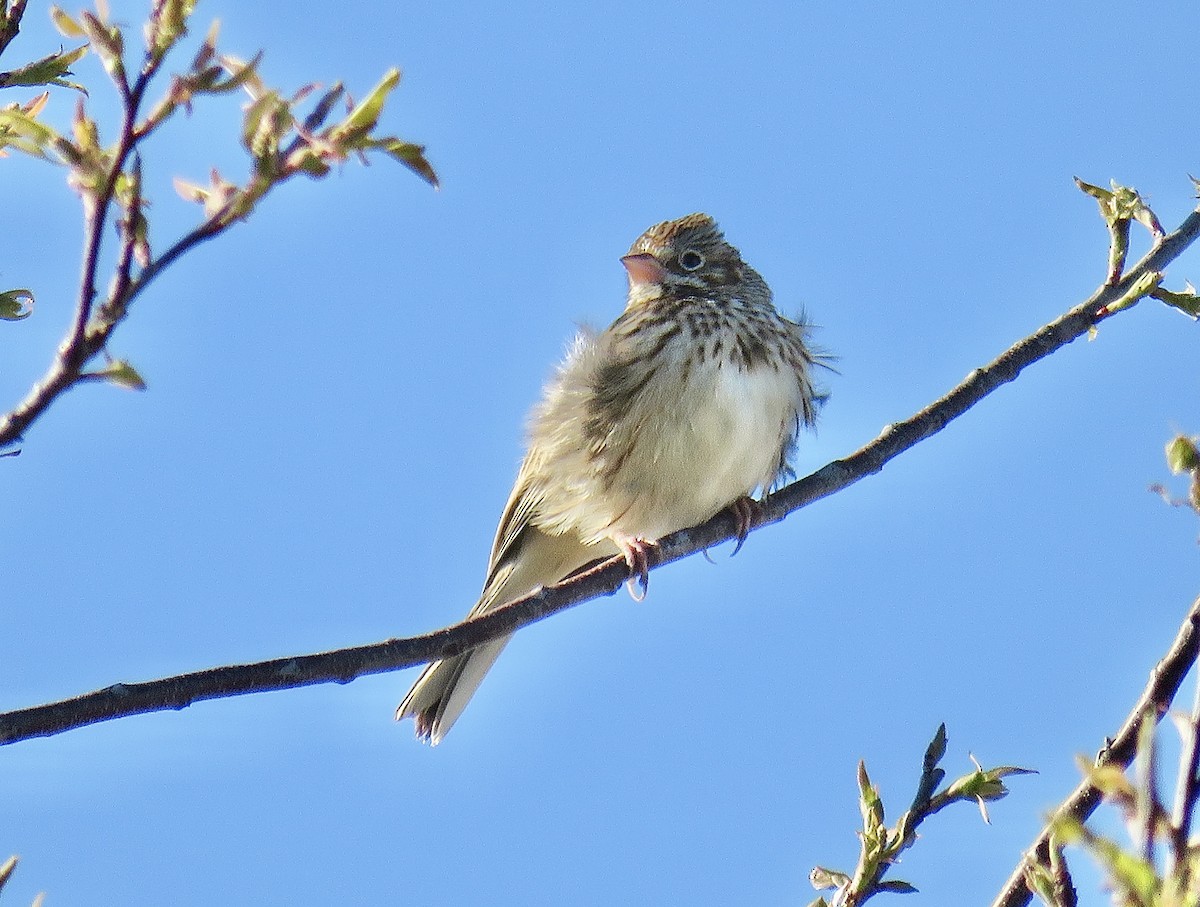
(397, 213, 825, 744)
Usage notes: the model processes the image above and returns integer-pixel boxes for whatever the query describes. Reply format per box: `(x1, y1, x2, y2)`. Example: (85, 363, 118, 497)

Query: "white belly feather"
(603, 360, 795, 541)
(527, 327, 807, 547)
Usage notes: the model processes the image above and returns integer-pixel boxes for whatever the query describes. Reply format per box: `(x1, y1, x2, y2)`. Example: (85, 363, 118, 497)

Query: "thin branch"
(808, 725, 1031, 905)
(1, 57, 437, 451)
(0, 39, 175, 450)
(2, 205, 1198, 746)
(0, 178, 266, 449)
(1134, 714, 1160, 868)
(67, 59, 155, 355)
(1168, 666, 1200, 877)
(0, 0, 27, 59)
(990, 594, 1200, 907)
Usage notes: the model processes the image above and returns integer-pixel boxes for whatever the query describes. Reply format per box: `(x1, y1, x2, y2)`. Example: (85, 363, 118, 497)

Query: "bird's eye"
(679, 249, 705, 271)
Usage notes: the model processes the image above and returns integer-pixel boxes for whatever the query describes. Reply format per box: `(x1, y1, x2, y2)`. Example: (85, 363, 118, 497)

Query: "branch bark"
(990, 594, 1200, 907)
(3, 203, 1198, 746)
(0, 0, 27, 59)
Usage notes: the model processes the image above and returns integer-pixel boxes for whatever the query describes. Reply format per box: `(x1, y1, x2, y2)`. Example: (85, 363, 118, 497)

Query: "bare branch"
(3, 202, 1198, 746)
(990, 593, 1200, 907)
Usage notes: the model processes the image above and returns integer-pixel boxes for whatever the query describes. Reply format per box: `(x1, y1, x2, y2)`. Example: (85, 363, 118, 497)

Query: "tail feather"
(395, 636, 511, 745)
(395, 526, 614, 744)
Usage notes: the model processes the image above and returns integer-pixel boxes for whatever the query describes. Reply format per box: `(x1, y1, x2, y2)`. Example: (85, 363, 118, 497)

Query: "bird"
(396, 213, 825, 744)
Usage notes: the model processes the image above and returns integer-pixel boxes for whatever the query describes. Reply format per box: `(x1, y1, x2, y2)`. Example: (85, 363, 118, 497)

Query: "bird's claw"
(729, 496, 762, 556)
(619, 537, 657, 601)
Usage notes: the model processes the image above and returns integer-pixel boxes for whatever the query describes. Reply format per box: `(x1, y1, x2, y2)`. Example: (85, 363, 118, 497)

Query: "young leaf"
(1100, 270, 1162, 317)
(145, 0, 196, 58)
(0, 44, 89, 92)
(50, 5, 87, 37)
(335, 67, 399, 136)
(1152, 283, 1200, 319)
(0, 99, 60, 159)
(1165, 436, 1200, 476)
(375, 137, 439, 187)
(79, 11, 125, 77)
(219, 53, 267, 99)
(96, 359, 147, 391)
(0, 289, 34, 321)
(808, 866, 850, 890)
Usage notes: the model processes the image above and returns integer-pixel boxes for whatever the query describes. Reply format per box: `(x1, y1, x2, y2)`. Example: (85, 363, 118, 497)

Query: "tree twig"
(990, 594, 1200, 907)
(1168, 660, 1200, 878)
(3, 204, 1198, 746)
(0, 32, 435, 451)
(0, 0, 27, 59)
(0, 27, 188, 449)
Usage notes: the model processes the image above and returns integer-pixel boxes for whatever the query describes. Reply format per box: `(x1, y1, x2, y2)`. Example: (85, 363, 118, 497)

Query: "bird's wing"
(464, 458, 543, 619)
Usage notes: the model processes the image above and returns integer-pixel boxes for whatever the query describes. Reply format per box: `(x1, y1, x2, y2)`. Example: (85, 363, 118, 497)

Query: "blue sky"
(3, 1, 1200, 904)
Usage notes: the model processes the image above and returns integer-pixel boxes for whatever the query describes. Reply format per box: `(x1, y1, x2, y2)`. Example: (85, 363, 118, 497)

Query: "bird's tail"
(395, 637, 512, 745)
(396, 527, 614, 744)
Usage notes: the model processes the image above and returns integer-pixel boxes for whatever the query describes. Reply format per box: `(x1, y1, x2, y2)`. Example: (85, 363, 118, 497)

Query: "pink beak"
(621, 252, 667, 288)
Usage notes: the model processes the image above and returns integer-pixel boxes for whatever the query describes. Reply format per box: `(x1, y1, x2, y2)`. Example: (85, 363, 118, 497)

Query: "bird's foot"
(618, 536, 658, 601)
(728, 496, 762, 556)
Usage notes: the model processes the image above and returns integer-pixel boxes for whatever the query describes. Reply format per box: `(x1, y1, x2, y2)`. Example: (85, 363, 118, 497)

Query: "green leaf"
(0, 101, 60, 159)
(1076, 178, 1156, 230)
(50, 6, 87, 38)
(174, 169, 241, 221)
(808, 866, 849, 891)
(1022, 860, 1066, 907)
(1101, 269, 1162, 316)
(97, 359, 147, 391)
(208, 51, 265, 97)
(0, 288, 33, 320)
(1050, 813, 1085, 845)
(190, 18, 219, 69)
(79, 11, 125, 76)
(218, 53, 267, 99)
(145, 0, 196, 58)
(1076, 756, 1135, 806)
(337, 67, 399, 136)
(173, 176, 209, 205)
(1099, 841, 1158, 903)
(1076, 177, 1163, 283)
(1075, 177, 1107, 198)
(71, 98, 102, 160)
(284, 145, 331, 177)
(941, 756, 1036, 821)
(1166, 436, 1200, 475)
(0, 44, 89, 92)
(857, 760, 884, 831)
(1152, 282, 1200, 319)
(375, 137, 439, 187)
(1109, 183, 1152, 224)
(241, 91, 291, 174)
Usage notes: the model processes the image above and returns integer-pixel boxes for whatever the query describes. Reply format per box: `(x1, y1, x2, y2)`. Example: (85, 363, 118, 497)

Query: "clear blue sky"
(3, 1, 1199, 904)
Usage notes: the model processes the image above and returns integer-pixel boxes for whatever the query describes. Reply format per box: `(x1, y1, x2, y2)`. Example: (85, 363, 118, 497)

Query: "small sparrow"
(397, 213, 824, 744)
